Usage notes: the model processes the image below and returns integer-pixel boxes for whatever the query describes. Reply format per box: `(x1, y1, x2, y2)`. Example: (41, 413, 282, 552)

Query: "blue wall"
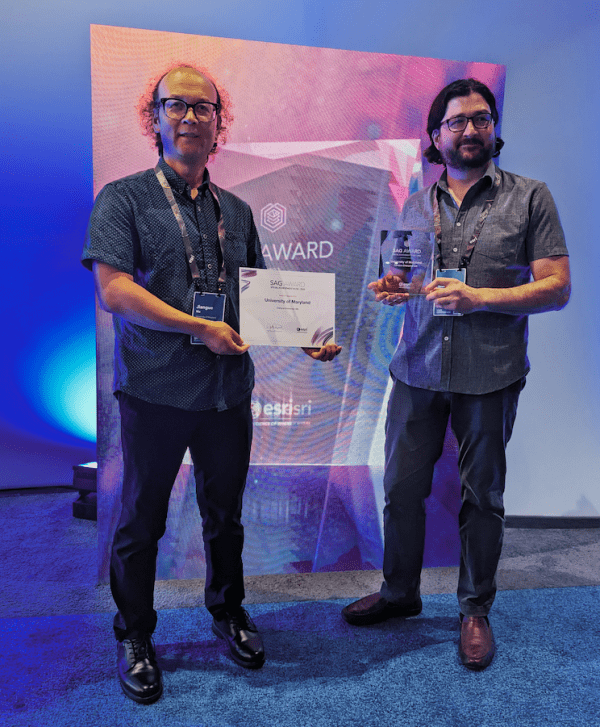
(1, 0, 598, 514)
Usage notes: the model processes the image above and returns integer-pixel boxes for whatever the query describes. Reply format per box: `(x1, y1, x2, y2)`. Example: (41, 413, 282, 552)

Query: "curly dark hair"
(137, 63, 234, 158)
(423, 78, 504, 165)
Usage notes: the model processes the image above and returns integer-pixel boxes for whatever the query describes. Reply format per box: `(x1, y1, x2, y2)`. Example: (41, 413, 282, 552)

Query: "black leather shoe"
(212, 608, 265, 669)
(342, 593, 422, 625)
(117, 635, 163, 704)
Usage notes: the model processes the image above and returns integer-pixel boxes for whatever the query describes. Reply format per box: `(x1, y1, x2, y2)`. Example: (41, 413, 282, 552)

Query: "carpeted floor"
(1, 489, 599, 726)
(1, 588, 599, 726)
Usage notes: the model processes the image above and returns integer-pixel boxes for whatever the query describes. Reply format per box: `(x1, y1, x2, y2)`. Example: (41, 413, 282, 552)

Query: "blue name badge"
(433, 268, 466, 317)
(191, 291, 226, 345)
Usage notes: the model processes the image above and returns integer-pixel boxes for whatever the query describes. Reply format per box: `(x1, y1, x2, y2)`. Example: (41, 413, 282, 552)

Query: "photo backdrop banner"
(91, 25, 505, 581)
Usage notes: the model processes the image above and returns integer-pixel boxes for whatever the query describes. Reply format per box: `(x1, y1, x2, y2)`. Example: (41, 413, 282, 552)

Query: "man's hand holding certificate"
(239, 268, 338, 354)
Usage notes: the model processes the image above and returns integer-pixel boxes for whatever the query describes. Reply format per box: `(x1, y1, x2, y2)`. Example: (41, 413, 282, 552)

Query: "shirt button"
(203, 234, 207, 240)
(208, 264, 212, 269)
(456, 222, 461, 227)
(453, 247, 458, 252)
(444, 336, 449, 341)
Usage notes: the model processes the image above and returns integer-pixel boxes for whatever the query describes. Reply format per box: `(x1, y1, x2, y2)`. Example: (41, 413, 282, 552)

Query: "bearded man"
(341, 78, 570, 671)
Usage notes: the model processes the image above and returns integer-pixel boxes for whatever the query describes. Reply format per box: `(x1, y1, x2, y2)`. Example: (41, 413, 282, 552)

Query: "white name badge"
(191, 291, 226, 345)
(433, 268, 466, 317)
(239, 268, 335, 347)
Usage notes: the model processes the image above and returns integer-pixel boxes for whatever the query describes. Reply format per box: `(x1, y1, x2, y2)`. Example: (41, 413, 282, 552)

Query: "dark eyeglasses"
(440, 113, 493, 133)
(158, 98, 220, 122)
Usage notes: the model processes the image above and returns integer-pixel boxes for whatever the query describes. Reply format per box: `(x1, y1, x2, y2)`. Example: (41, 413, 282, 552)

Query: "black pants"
(110, 392, 253, 641)
(380, 376, 525, 617)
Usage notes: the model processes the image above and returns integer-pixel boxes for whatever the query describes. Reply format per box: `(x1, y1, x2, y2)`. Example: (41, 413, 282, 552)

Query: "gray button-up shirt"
(389, 163, 568, 394)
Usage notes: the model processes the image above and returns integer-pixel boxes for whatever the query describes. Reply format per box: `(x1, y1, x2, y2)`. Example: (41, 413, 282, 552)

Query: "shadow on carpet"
(1, 587, 598, 727)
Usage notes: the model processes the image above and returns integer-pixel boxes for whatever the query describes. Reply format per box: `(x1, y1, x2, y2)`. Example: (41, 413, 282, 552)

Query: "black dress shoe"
(212, 607, 265, 669)
(341, 593, 422, 625)
(117, 635, 163, 704)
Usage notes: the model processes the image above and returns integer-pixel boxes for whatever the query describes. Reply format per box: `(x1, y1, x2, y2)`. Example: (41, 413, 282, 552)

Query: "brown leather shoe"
(459, 616, 495, 671)
(341, 593, 422, 626)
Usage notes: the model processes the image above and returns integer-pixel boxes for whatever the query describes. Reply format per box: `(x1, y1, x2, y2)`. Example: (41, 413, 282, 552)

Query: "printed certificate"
(239, 268, 335, 347)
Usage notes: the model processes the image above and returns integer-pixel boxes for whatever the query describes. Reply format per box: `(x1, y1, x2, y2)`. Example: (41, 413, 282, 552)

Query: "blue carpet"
(1, 587, 598, 726)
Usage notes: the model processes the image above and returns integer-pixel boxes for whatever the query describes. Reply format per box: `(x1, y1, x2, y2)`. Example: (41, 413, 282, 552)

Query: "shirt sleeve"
(81, 182, 138, 274)
(526, 183, 569, 263)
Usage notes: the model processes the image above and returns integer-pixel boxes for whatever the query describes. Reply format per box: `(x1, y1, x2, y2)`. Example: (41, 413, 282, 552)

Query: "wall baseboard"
(506, 515, 600, 529)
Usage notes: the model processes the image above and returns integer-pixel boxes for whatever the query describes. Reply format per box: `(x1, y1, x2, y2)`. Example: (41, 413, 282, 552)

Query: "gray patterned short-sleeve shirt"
(82, 158, 266, 411)
(389, 163, 568, 394)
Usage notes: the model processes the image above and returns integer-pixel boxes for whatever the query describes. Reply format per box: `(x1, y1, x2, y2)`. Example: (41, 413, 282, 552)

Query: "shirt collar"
(437, 160, 496, 195)
(158, 157, 211, 199)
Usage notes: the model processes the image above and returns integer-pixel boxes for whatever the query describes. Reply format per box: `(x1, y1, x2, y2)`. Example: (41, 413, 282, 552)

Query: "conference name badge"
(191, 291, 226, 345)
(433, 268, 465, 317)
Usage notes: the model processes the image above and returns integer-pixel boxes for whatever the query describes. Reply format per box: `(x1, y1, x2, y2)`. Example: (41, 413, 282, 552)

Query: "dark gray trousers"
(380, 376, 525, 616)
(111, 392, 253, 641)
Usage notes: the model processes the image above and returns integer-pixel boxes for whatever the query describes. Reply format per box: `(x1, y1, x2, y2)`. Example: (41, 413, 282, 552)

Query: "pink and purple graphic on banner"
(91, 25, 505, 579)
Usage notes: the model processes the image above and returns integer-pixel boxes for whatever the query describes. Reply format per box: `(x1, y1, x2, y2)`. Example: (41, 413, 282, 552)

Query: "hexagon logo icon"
(260, 203, 287, 232)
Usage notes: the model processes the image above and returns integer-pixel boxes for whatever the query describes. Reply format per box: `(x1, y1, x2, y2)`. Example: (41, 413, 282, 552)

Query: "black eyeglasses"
(440, 113, 493, 133)
(158, 98, 220, 122)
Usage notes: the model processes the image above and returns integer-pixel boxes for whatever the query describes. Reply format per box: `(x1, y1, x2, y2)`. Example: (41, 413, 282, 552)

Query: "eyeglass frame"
(439, 112, 494, 133)
(157, 97, 221, 122)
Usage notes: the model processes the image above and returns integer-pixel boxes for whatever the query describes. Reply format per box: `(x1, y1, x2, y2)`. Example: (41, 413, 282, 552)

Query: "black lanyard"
(154, 164, 227, 293)
(433, 170, 501, 270)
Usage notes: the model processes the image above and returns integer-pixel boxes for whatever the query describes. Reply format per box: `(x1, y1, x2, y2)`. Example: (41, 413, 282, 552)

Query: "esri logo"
(260, 203, 287, 232)
(250, 396, 312, 426)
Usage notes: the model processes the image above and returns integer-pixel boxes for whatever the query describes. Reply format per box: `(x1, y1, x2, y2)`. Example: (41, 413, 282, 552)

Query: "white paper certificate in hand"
(239, 268, 335, 347)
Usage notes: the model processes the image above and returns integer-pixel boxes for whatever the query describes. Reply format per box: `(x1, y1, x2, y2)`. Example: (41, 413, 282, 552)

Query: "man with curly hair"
(83, 64, 340, 704)
(341, 79, 570, 671)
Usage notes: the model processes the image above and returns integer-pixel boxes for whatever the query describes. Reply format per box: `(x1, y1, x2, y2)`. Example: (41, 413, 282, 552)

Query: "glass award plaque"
(379, 229, 431, 296)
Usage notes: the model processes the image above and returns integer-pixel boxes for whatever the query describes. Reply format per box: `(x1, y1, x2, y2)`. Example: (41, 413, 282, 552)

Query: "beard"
(442, 138, 495, 170)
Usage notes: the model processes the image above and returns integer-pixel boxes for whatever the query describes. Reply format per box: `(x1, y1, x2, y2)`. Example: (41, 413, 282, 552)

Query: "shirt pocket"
(224, 230, 251, 279)
(475, 213, 525, 266)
